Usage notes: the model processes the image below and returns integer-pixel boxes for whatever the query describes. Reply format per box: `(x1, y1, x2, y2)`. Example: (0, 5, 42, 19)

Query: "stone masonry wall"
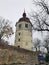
(0, 45, 41, 65)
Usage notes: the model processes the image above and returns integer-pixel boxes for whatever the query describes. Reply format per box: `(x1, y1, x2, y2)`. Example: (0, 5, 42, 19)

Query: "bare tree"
(0, 17, 13, 44)
(44, 33, 49, 52)
(34, 38, 41, 51)
(31, 0, 49, 31)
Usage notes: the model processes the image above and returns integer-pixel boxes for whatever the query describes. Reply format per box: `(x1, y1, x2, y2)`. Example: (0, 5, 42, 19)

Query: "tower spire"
(24, 9, 25, 13)
(23, 10, 26, 18)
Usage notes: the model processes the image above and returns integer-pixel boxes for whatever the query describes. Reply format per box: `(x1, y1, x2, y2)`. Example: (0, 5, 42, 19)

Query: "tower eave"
(15, 20, 33, 27)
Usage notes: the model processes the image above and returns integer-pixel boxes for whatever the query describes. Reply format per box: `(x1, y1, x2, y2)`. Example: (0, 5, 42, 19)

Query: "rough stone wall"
(0, 45, 41, 65)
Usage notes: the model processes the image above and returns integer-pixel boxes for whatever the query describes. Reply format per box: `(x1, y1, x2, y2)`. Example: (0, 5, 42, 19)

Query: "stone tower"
(15, 11, 34, 51)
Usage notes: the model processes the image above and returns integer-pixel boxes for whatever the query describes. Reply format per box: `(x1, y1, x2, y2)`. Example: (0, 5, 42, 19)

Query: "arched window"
(19, 24, 21, 29)
(18, 39, 20, 41)
(25, 24, 28, 28)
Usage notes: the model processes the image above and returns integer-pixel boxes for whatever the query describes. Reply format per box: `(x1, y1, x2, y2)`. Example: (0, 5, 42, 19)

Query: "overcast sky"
(0, 0, 44, 45)
(0, 0, 33, 45)
(0, 0, 32, 22)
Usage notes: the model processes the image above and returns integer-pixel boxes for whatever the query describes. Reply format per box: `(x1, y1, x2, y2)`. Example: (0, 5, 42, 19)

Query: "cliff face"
(0, 44, 41, 64)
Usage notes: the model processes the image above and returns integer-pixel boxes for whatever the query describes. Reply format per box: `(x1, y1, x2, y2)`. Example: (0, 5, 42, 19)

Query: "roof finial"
(24, 9, 25, 13)
(23, 9, 26, 18)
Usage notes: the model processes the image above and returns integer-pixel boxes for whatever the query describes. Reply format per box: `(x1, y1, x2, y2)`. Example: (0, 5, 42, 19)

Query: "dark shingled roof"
(15, 12, 33, 26)
(19, 12, 30, 22)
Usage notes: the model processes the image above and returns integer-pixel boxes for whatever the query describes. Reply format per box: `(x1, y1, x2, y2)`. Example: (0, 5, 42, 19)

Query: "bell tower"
(15, 11, 34, 51)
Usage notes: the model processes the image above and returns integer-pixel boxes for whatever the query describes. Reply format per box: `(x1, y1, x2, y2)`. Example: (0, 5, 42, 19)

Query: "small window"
(25, 24, 28, 28)
(18, 46, 20, 48)
(19, 24, 21, 28)
(19, 33, 20, 35)
(18, 39, 20, 41)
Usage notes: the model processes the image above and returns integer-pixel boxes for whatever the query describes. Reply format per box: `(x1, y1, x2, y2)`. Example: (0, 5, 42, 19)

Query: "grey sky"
(0, 0, 32, 22)
(0, 0, 43, 45)
(0, 0, 33, 45)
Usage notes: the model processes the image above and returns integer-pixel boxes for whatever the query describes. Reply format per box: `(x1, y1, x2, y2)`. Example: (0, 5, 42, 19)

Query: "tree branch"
(33, 25, 49, 31)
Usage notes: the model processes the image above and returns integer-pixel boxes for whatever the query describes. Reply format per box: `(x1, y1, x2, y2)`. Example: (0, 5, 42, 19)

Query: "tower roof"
(16, 11, 33, 26)
(19, 11, 30, 22)
(23, 10, 26, 18)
